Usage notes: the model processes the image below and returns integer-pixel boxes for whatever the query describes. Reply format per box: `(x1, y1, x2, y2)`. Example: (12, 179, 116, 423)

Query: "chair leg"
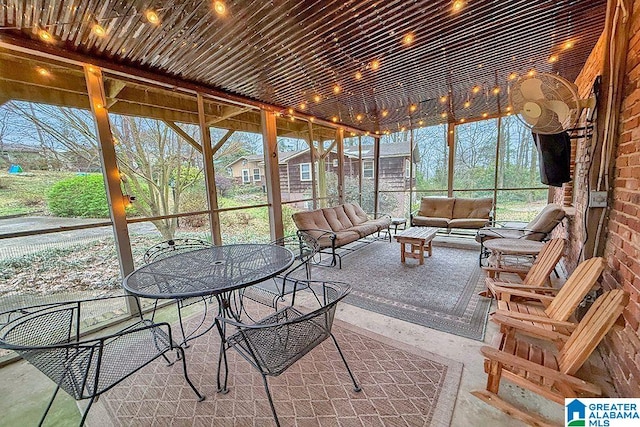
(261, 374, 281, 427)
(176, 346, 205, 401)
(78, 396, 96, 427)
(329, 333, 361, 392)
(38, 384, 62, 427)
(176, 301, 189, 348)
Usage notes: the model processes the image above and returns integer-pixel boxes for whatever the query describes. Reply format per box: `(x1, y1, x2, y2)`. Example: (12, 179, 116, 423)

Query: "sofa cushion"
(317, 230, 359, 248)
(452, 197, 492, 220)
(292, 209, 333, 238)
(368, 217, 391, 231)
(412, 216, 450, 228)
(475, 227, 526, 243)
(348, 223, 378, 238)
(418, 197, 455, 218)
(334, 205, 355, 229)
(323, 207, 348, 231)
(449, 218, 490, 229)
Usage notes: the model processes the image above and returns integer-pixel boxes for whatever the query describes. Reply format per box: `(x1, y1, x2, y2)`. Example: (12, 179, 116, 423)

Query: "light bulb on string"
(214, 1, 226, 15)
(354, 71, 362, 80)
(145, 10, 160, 24)
(370, 59, 380, 71)
(92, 23, 106, 37)
(38, 29, 54, 42)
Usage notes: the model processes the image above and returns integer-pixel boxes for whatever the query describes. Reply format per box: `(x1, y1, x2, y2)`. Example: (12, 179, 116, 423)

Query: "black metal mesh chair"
(240, 231, 320, 309)
(143, 238, 212, 345)
(0, 295, 204, 427)
(216, 280, 361, 427)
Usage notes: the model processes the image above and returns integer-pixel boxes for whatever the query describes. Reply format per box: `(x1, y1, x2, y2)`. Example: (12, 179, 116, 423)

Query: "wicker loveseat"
(411, 196, 493, 230)
(292, 203, 391, 267)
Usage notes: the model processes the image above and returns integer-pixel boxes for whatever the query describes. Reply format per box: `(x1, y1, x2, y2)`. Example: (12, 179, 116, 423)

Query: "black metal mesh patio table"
(123, 244, 295, 300)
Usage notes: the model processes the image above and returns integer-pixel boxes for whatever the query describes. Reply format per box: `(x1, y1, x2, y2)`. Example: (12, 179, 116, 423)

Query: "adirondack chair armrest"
(483, 265, 530, 276)
(491, 283, 559, 293)
(493, 286, 556, 302)
(479, 345, 601, 395)
(492, 310, 577, 330)
(491, 314, 570, 343)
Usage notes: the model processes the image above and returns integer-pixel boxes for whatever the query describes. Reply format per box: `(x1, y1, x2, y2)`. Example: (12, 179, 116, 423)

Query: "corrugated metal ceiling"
(0, 0, 607, 133)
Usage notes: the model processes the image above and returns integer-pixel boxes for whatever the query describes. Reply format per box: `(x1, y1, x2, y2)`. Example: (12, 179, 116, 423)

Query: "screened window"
(405, 159, 411, 178)
(242, 169, 250, 183)
(300, 163, 312, 181)
(253, 168, 261, 181)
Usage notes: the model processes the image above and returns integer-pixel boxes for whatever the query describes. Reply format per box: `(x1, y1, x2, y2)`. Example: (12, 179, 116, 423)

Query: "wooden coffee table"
(395, 227, 438, 265)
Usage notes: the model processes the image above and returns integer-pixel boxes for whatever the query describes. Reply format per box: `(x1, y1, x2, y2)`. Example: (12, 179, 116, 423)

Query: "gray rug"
(308, 241, 491, 340)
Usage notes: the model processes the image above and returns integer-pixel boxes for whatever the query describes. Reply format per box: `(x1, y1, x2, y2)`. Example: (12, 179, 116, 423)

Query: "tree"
(7, 102, 246, 239)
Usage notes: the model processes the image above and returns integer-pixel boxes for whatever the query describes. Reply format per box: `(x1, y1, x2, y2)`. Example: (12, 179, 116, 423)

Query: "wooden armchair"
(482, 238, 565, 299)
(472, 289, 629, 427)
(491, 257, 605, 337)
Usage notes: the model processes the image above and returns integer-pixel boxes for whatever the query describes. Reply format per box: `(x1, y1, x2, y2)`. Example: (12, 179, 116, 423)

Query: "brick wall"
(554, 0, 640, 397)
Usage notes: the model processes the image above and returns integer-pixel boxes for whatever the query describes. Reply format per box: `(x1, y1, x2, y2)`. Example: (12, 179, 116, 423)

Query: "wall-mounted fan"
(510, 73, 596, 134)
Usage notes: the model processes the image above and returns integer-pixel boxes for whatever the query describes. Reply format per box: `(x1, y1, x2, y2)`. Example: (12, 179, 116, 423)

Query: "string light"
(441, 112, 448, 118)
(402, 33, 415, 46)
(299, 102, 306, 110)
(562, 40, 575, 50)
(492, 87, 501, 95)
(213, 1, 226, 15)
(528, 69, 536, 77)
(145, 10, 160, 24)
(452, 0, 465, 13)
(313, 94, 321, 103)
(333, 84, 341, 94)
(400, 126, 406, 132)
(354, 71, 362, 80)
(38, 29, 53, 42)
(36, 66, 50, 77)
(548, 54, 559, 63)
(505, 106, 512, 112)
(356, 114, 363, 121)
(472, 85, 481, 94)
(287, 108, 294, 114)
(370, 59, 380, 71)
(381, 110, 389, 117)
(409, 104, 417, 112)
(92, 23, 106, 37)
(418, 120, 424, 126)
(439, 95, 447, 103)
(482, 112, 488, 118)
(459, 118, 466, 123)
(332, 116, 338, 123)
(463, 100, 471, 108)
(508, 72, 518, 81)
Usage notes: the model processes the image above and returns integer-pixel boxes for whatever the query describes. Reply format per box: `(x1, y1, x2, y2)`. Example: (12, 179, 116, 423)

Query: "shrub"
(47, 174, 110, 218)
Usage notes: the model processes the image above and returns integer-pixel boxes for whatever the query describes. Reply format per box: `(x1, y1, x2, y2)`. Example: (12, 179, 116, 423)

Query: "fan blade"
(520, 78, 545, 100)
(545, 100, 572, 126)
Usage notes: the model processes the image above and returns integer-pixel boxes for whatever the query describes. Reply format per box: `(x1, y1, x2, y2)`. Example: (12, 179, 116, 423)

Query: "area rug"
(96, 319, 462, 427)
(308, 241, 491, 340)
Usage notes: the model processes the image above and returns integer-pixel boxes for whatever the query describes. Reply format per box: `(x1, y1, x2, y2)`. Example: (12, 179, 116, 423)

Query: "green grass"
(0, 171, 75, 216)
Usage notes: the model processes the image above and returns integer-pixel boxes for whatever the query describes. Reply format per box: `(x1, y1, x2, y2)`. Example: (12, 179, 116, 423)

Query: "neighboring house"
(225, 142, 419, 209)
(0, 142, 48, 170)
(225, 154, 264, 186)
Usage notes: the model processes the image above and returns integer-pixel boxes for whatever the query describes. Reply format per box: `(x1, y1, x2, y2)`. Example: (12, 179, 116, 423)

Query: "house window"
(363, 160, 374, 179)
(300, 163, 312, 181)
(253, 168, 261, 181)
(242, 169, 250, 183)
(405, 159, 411, 178)
(332, 158, 338, 167)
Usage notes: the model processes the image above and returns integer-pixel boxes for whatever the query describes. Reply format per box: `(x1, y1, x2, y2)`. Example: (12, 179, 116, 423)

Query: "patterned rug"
(97, 319, 462, 427)
(308, 241, 491, 340)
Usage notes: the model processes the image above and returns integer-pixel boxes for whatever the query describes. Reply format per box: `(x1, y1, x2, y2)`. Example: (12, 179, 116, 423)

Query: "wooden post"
(317, 140, 327, 208)
(373, 136, 381, 216)
(261, 110, 284, 241)
(409, 126, 415, 217)
(336, 128, 345, 204)
(84, 65, 136, 312)
(447, 123, 455, 197)
(358, 136, 363, 207)
(197, 93, 222, 245)
(493, 116, 502, 214)
(307, 121, 318, 209)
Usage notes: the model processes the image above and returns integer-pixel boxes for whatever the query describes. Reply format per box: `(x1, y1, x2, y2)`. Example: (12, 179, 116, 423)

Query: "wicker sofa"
(411, 196, 493, 231)
(292, 203, 391, 267)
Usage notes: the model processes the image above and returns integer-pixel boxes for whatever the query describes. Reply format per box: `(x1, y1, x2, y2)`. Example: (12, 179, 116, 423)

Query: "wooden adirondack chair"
(472, 289, 629, 427)
(491, 257, 605, 337)
(483, 238, 565, 299)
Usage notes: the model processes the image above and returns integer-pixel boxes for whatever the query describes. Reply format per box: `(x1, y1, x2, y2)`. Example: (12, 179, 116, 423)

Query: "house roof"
(0, 143, 41, 153)
(345, 142, 418, 161)
(0, 1, 607, 133)
(225, 154, 263, 168)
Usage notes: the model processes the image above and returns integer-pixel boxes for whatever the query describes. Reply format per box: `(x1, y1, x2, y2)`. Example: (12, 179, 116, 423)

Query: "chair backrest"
(143, 238, 211, 263)
(523, 238, 565, 287)
(545, 257, 605, 320)
(523, 204, 566, 240)
(222, 281, 348, 376)
(271, 232, 319, 279)
(558, 289, 629, 375)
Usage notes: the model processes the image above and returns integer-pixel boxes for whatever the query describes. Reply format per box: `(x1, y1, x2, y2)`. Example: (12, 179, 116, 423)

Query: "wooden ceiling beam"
(163, 121, 202, 153)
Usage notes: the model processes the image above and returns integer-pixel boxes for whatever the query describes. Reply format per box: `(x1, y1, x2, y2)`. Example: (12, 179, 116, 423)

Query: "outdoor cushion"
(326, 205, 354, 230)
(292, 209, 333, 236)
(452, 197, 492, 220)
(343, 203, 367, 225)
(525, 204, 565, 238)
(323, 206, 349, 231)
(332, 230, 360, 247)
(367, 217, 392, 231)
(475, 227, 526, 242)
(418, 197, 455, 218)
(412, 216, 450, 228)
(449, 218, 489, 229)
(348, 223, 378, 238)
